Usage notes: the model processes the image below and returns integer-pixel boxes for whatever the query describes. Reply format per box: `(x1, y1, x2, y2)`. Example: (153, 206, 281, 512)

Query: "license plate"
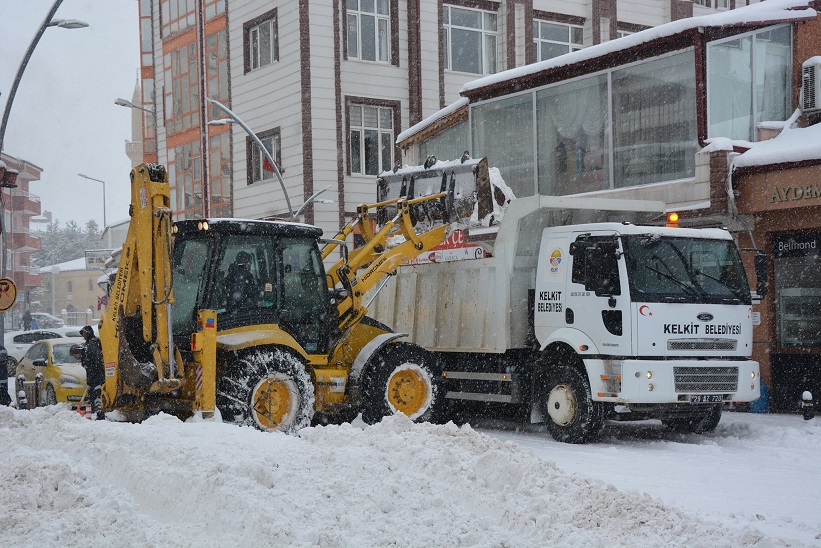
(690, 394, 723, 404)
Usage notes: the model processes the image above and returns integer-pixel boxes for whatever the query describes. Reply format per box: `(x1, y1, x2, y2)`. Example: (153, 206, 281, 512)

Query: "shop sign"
(85, 249, 114, 270)
(772, 231, 821, 258)
(770, 184, 821, 203)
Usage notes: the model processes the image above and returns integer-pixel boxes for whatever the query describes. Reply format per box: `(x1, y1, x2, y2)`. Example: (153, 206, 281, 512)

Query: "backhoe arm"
(100, 164, 182, 411)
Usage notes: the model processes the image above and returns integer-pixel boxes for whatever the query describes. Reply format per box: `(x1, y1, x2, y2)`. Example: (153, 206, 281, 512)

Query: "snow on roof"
(733, 121, 821, 169)
(396, 97, 468, 144)
(44, 257, 88, 271)
(400, 1, 817, 146)
(461, 0, 816, 96)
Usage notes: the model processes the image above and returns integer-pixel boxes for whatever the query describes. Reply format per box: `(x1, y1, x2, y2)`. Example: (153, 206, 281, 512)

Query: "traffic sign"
(0, 277, 16, 311)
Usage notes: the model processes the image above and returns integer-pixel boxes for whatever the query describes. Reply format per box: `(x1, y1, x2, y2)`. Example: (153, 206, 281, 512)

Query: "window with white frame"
(248, 128, 281, 184)
(616, 30, 633, 39)
(533, 20, 583, 62)
(443, 5, 497, 74)
(347, 0, 390, 62)
(715, 0, 730, 9)
(244, 10, 278, 73)
(349, 103, 394, 176)
(707, 25, 792, 142)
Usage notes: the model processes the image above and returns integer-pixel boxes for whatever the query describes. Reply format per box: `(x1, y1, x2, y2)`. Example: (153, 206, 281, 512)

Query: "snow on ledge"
(461, 0, 816, 96)
(733, 122, 821, 169)
(396, 97, 468, 144)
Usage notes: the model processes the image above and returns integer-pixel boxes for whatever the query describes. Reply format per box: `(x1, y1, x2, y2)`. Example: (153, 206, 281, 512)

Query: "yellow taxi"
(15, 337, 88, 409)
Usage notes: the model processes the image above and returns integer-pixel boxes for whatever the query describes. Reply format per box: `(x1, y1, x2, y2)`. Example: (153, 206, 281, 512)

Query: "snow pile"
(0, 407, 782, 547)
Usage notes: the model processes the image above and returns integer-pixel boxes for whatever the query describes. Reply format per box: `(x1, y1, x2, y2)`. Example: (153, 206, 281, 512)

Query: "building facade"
(0, 152, 43, 328)
(135, 0, 759, 239)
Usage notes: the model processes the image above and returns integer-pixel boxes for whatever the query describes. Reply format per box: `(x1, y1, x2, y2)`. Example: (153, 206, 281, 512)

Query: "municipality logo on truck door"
(548, 248, 562, 276)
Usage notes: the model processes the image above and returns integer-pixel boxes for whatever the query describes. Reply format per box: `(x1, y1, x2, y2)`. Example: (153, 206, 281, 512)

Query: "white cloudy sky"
(0, 0, 140, 228)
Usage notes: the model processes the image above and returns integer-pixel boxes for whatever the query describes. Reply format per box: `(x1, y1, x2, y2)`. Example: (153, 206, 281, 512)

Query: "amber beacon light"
(666, 212, 679, 228)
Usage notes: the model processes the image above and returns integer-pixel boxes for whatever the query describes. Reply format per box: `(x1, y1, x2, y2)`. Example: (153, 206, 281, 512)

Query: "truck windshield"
(622, 234, 751, 304)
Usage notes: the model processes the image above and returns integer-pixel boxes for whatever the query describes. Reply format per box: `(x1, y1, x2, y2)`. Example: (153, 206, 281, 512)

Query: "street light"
(206, 98, 295, 221)
(0, 0, 87, 340)
(114, 97, 155, 116)
(77, 173, 106, 229)
(0, 2, 88, 152)
(294, 186, 333, 219)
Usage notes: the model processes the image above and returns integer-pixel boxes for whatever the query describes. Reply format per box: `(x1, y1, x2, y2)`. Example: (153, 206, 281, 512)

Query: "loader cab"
(171, 219, 334, 355)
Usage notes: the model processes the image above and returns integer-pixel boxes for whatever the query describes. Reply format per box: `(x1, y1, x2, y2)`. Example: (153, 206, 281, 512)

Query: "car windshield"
(622, 234, 751, 304)
(52, 344, 82, 365)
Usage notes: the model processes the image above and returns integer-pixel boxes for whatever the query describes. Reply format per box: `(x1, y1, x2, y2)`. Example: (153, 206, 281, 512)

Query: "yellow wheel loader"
(99, 160, 491, 432)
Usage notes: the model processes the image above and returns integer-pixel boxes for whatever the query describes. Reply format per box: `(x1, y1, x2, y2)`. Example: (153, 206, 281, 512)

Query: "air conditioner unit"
(801, 61, 821, 114)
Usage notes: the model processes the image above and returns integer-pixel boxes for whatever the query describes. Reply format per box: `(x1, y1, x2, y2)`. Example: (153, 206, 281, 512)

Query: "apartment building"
(0, 152, 43, 328)
(136, 0, 757, 238)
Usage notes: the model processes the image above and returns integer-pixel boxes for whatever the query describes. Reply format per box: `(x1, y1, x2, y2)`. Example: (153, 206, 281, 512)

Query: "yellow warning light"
(666, 212, 679, 227)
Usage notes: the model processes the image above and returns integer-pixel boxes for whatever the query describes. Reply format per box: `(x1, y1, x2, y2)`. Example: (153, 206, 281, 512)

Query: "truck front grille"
(673, 366, 738, 392)
(667, 339, 737, 351)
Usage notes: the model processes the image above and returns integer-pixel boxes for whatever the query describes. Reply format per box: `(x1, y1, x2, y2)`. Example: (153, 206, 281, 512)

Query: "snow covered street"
(2, 406, 819, 547)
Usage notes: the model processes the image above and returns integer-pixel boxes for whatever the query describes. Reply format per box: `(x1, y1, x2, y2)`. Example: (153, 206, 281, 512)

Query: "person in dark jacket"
(0, 345, 11, 406)
(79, 325, 105, 420)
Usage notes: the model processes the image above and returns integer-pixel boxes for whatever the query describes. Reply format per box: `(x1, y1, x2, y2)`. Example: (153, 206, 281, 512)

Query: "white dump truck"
(369, 160, 763, 443)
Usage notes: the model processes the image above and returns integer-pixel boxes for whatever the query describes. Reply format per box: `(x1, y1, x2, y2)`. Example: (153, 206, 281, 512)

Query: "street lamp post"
(77, 173, 106, 229)
(0, 0, 87, 339)
(206, 98, 295, 221)
(114, 97, 155, 116)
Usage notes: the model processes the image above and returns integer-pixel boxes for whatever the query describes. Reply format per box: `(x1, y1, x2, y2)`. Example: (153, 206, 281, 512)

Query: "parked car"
(15, 337, 88, 408)
(4, 326, 96, 376)
(29, 312, 64, 329)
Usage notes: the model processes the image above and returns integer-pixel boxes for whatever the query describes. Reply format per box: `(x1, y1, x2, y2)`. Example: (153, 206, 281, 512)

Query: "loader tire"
(538, 365, 603, 444)
(216, 348, 314, 435)
(361, 343, 445, 425)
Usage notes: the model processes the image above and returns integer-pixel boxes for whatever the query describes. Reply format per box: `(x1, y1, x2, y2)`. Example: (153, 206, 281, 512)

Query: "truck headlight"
(59, 375, 82, 387)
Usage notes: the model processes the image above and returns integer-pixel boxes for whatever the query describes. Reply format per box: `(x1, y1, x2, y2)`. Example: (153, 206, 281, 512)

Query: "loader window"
(211, 234, 279, 314)
(172, 239, 210, 333)
(280, 238, 330, 353)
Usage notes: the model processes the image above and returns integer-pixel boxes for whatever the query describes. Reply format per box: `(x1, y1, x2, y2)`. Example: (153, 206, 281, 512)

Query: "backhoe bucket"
(376, 156, 493, 229)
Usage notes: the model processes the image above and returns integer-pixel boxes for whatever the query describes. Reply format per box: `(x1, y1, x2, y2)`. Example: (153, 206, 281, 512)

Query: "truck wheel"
(361, 344, 445, 425)
(216, 348, 315, 435)
(539, 365, 603, 443)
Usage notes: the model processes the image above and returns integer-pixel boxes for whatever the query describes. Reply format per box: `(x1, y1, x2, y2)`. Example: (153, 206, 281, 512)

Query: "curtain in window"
(708, 25, 791, 141)
(756, 26, 791, 126)
(708, 37, 753, 141)
(471, 94, 534, 198)
(612, 51, 696, 188)
(536, 74, 608, 195)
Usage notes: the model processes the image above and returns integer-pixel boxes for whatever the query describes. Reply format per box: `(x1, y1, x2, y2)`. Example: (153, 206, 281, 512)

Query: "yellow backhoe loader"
(99, 159, 491, 432)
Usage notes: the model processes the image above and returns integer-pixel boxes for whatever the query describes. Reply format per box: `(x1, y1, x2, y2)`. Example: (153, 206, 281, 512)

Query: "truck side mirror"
(754, 254, 768, 298)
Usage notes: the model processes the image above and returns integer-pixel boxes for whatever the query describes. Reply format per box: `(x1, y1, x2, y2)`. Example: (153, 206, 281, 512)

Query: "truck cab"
(535, 223, 759, 418)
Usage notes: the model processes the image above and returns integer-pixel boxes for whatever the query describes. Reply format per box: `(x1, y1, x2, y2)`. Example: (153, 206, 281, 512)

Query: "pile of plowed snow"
(1, 406, 774, 547)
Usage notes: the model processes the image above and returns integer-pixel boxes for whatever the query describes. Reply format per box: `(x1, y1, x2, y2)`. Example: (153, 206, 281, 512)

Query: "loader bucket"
(375, 156, 493, 230)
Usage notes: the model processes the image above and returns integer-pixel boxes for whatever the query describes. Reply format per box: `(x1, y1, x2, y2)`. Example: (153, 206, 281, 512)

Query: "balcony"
(9, 267, 42, 290)
(11, 191, 41, 216)
(11, 227, 41, 252)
